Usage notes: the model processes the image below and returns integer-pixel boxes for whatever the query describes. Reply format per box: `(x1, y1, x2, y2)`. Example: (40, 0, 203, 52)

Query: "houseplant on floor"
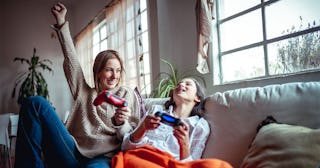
(11, 48, 53, 105)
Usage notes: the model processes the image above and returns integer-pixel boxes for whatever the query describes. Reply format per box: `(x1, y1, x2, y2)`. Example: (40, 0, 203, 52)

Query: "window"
(215, 0, 320, 83)
(75, 0, 151, 95)
(77, 0, 151, 94)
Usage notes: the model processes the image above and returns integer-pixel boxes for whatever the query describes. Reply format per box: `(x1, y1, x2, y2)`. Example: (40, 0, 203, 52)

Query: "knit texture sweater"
(54, 22, 140, 158)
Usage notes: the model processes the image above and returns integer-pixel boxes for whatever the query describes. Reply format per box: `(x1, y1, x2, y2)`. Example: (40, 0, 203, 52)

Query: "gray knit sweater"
(55, 22, 140, 158)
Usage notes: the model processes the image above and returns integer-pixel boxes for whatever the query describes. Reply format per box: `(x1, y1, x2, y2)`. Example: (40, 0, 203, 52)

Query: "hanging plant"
(11, 48, 53, 104)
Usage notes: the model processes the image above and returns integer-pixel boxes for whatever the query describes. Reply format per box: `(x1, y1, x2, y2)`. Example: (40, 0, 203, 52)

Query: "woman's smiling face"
(98, 58, 121, 90)
(173, 78, 200, 104)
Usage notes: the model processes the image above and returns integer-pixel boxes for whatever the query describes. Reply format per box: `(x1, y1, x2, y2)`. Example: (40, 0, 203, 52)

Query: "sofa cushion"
(240, 123, 320, 168)
(202, 81, 320, 167)
(142, 98, 169, 116)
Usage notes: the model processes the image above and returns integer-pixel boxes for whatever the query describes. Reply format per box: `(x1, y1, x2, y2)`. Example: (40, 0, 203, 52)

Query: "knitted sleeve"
(54, 21, 90, 100)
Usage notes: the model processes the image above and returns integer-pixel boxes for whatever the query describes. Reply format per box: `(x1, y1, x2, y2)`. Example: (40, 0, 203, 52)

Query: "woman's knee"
(23, 96, 50, 107)
(20, 96, 53, 116)
(27, 95, 47, 102)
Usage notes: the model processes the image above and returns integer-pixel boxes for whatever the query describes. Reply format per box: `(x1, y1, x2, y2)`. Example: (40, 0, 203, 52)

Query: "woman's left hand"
(112, 106, 131, 126)
(173, 120, 191, 160)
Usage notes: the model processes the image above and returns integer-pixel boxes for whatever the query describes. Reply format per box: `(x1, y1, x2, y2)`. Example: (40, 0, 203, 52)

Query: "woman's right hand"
(141, 115, 161, 131)
(51, 2, 67, 26)
(129, 115, 160, 143)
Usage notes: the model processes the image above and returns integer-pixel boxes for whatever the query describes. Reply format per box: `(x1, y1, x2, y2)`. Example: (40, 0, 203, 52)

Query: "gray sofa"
(143, 81, 320, 168)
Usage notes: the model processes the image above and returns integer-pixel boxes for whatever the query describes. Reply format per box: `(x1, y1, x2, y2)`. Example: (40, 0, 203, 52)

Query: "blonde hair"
(93, 50, 124, 92)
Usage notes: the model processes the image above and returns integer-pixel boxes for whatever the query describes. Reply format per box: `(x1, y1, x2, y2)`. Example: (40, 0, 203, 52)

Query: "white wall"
(157, 0, 197, 72)
(1, 0, 68, 117)
(69, 0, 110, 36)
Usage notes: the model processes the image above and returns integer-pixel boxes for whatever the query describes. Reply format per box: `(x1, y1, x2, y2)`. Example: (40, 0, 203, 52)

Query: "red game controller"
(93, 90, 128, 107)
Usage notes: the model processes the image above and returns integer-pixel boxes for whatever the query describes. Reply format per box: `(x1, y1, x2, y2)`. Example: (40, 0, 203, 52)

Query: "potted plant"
(149, 58, 206, 98)
(11, 48, 53, 105)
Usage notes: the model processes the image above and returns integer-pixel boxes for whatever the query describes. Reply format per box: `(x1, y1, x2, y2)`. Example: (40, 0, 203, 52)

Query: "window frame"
(215, 0, 320, 84)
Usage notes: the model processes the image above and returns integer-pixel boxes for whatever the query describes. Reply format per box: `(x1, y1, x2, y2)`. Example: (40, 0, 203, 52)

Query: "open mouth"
(176, 87, 186, 93)
(107, 78, 118, 84)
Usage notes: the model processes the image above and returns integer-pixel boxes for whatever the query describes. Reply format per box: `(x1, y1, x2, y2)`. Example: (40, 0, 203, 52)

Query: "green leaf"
(149, 58, 206, 98)
(12, 48, 54, 105)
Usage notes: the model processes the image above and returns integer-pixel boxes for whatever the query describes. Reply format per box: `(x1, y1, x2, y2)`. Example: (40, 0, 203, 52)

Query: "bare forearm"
(179, 142, 191, 160)
(129, 124, 146, 143)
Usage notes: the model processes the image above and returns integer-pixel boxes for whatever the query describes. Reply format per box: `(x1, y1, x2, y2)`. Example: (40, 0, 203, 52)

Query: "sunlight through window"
(216, 0, 320, 83)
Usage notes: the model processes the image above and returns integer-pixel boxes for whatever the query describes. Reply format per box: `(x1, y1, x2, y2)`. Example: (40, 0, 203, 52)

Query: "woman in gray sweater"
(14, 2, 140, 168)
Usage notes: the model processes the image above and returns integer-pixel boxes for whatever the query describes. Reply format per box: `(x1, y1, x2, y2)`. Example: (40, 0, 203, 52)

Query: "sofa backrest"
(142, 82, 320, 167)
(202, 81, 320, 167)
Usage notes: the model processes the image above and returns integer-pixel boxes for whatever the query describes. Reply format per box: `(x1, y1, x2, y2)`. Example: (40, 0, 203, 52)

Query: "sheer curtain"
(74, 22, 95, 87)
(75, 0, 139, 89)
(104, 0, 138, 88)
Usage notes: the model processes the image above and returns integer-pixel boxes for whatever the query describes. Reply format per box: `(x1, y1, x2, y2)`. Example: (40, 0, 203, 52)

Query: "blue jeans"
(14, 96, 111, 168)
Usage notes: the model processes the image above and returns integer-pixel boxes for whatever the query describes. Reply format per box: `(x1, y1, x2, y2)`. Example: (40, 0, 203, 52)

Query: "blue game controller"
(154, 111, 183, 126)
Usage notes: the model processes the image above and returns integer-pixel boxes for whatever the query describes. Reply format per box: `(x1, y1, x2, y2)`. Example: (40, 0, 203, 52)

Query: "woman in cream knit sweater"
(14, 2, 140, 168)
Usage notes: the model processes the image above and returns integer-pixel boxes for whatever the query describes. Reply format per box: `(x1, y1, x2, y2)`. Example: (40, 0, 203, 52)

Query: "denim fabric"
(14, 96, 111, 168)
(82, 155, 111, 168)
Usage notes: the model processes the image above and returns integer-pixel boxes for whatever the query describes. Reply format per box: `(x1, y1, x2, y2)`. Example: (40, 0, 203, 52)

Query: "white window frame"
(214, 0, 320, 84)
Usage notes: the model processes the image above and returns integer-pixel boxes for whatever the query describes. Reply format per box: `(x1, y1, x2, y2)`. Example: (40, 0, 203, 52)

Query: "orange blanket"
(111, 145, 233, 168)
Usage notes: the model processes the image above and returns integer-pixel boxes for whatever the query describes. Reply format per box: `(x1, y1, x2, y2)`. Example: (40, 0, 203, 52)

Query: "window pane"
(127, 20, 134, 39)
(100, 39, 108, 51)
(138, 53, 150, 76)
(100, 25, 107, 40)
(127, 39, 135, 59)
(127, 5, 134, 21)
(93, 44, 99, 57)
(118, 28, 124, 47)
(222, 47, 265, 82)
(108, 19, 116, 34)
(218, 0, 260, 19)
(118, 45, 125, 59)
(142, 53, 150, 74)
(220, 9, 262, 51)
(141, 32, 149, 53)
(127, 58, 137, 78)
(136, 15, 142, 34)
(93, 31, 99, 45)
(141, 73, 151, 95)
(135, 0, 140, 15)
(266, 0, 320, 39)
(141, 11, 148, 32)
(109, 34, 118, 49)
(268, 32, 320, 75)
(137, 36, 143, 55)
(140, 0, 147, 11)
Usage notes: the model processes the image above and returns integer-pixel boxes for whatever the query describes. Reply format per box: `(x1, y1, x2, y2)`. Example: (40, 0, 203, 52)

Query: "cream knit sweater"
(54, 22, 140, 158)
